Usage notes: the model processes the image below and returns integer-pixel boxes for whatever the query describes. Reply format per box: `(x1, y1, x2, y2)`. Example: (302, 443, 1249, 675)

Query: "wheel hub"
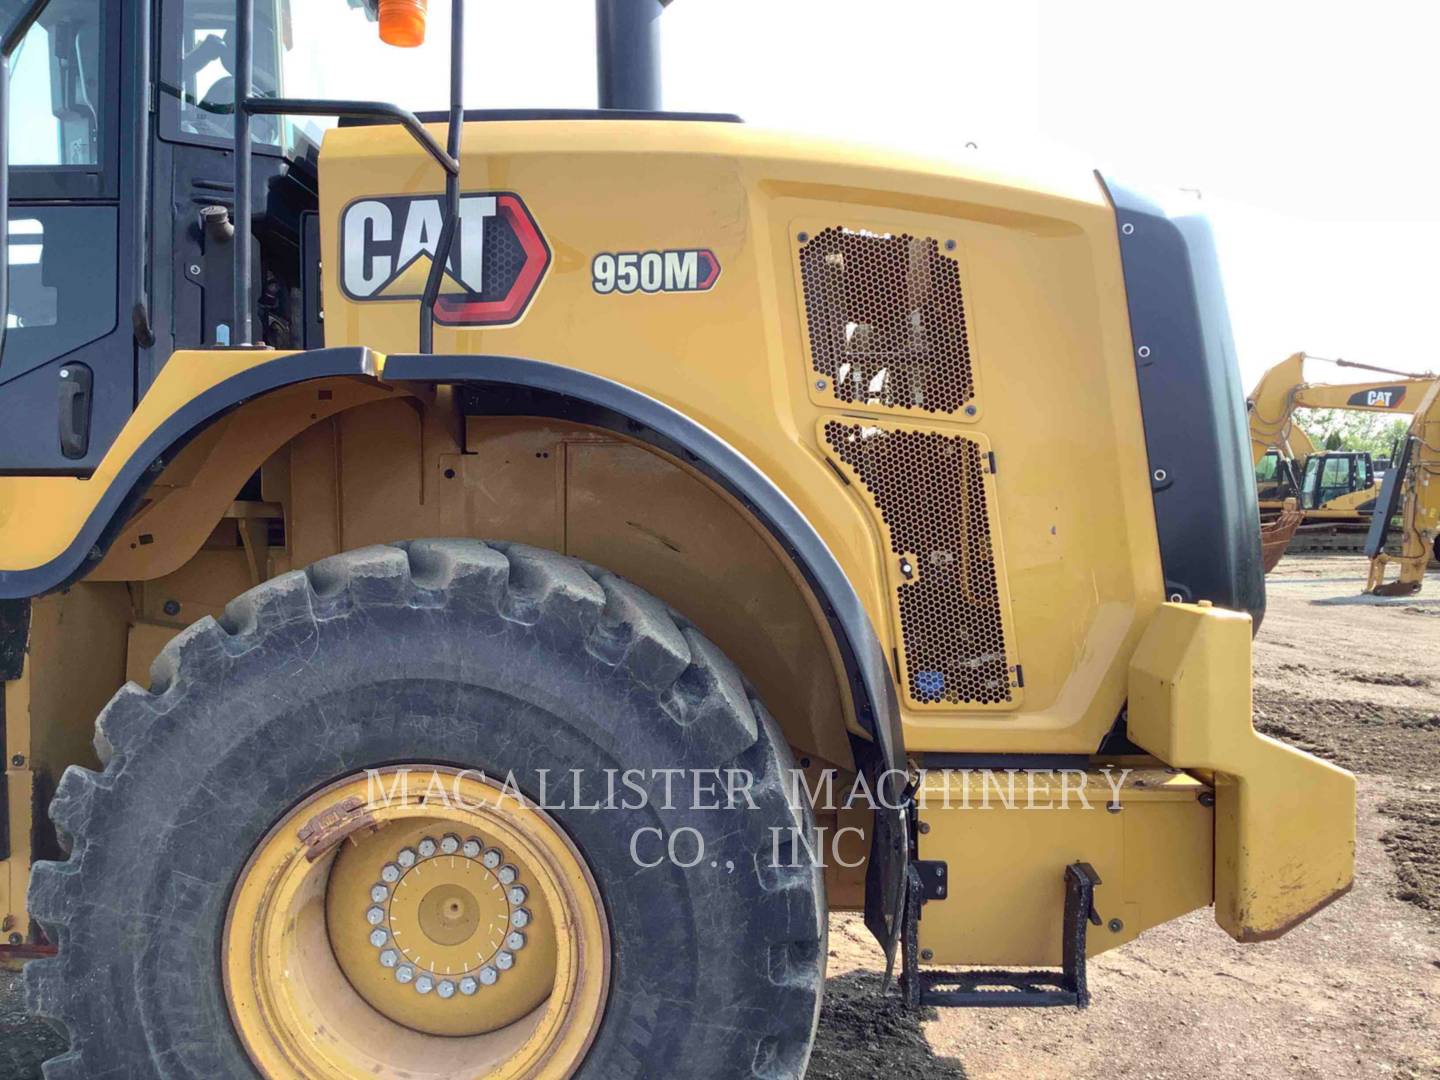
(224, 767, 608, 1080)
(327, 820, 558, 1035)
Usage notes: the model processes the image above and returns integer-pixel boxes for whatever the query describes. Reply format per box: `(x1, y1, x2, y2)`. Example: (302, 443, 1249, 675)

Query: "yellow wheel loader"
(0, 3, 1355, 1077)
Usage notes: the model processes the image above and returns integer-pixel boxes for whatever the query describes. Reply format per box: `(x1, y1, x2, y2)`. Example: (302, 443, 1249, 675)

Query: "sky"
(275, 0, 1440, 390)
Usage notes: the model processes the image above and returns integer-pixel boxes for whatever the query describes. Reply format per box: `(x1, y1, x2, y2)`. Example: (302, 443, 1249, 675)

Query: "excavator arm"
(1247, 352, 1435, 466)
(1366, 379, 1440, 595)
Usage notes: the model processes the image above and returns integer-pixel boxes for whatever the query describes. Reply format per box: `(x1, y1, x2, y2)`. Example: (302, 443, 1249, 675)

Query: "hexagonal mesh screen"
(799, 227, 974, 414)
(825, 420, 1013, 706)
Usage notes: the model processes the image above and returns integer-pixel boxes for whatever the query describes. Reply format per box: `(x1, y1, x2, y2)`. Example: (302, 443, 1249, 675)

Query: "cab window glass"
(162, 0, 286, 150)
(6, 0, 103, 167)
(1301, 457, 1322, 508)
(1255, 452, 1279, 483)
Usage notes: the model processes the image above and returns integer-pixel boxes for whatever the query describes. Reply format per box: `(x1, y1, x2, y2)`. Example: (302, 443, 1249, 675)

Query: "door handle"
(58, 362, 92, 459)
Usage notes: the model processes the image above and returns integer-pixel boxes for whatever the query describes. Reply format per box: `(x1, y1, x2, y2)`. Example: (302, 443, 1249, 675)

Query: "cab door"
(0, 0, 131, 473)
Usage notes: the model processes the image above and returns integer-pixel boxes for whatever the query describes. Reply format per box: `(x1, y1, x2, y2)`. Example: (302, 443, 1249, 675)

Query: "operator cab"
(1299, 450, 1375, 511)
(0, 0, 315, 473)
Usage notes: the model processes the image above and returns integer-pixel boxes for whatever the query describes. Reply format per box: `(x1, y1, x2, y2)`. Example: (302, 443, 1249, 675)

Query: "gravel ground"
(3, 555, 1437, 1077)
(814, 555, 1440, 1079)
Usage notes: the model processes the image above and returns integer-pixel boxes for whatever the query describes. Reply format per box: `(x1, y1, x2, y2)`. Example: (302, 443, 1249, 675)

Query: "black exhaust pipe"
(596, 0, 663, 111)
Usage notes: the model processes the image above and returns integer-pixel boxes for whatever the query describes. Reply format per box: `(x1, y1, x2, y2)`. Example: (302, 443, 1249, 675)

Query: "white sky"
(293, 0, 1440, 388)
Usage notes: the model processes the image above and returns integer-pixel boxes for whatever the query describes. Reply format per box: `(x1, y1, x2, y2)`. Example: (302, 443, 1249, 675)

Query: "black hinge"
(914, 859, 948, 902)
(987, 450, 997, 474)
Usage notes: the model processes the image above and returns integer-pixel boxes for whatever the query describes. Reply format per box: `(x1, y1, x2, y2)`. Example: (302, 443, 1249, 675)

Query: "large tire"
(25, 540, 825, 1079)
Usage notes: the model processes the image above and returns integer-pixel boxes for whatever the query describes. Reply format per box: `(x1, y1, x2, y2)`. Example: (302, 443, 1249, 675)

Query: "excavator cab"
(1299, 451, 1375, 512)
(1255, 448, 1302, 507)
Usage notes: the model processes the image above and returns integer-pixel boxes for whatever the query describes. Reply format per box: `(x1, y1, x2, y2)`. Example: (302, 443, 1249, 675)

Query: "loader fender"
(385, 352, 905, 781)
(386, 352, 910, 962)
(0, 346, 380, 600)
(0, 345, 909, 953)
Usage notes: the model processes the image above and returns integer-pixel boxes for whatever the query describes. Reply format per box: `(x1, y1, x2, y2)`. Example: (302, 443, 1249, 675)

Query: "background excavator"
(1366, 377, 1440, 594)
(1247, 352, 1438, 589)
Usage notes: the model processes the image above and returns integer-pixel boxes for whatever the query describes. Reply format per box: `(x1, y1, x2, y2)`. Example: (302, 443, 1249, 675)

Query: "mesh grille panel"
(800, 227, 974, 414)
(825, 420, 1012, 706)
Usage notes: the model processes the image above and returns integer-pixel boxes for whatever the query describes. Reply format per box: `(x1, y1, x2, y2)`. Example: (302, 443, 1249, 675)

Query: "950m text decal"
(592, 249, 720, 295)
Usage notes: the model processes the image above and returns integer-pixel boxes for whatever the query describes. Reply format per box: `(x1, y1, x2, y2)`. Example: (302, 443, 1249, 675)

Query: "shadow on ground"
(809, 969, 967, 1078)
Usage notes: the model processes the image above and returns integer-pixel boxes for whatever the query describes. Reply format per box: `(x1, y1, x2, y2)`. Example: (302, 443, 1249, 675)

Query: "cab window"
(6, 0, 104, 168)
(1255, 451, 1279, 483)
(1316, 455, 1353, 506)
(160, 0, 287, 151)
(1300, 456, 1322, 509)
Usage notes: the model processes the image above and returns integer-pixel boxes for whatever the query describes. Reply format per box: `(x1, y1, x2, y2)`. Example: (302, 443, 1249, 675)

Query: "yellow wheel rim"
(224, 767, 609, 1079)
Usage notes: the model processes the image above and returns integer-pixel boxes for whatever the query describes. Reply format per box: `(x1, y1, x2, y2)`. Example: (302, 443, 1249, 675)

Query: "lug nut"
(495, 950, 514, 971)
(459, 976, 478, 995)
(369, 928, 388, 948)
(437, 979, 456, 999)
(482, 849, 502, 869)
(507, 885, 528, 905)
(497, 864, 518, 886)
(379, 949, 398, 968)
(397, 847, 417, 868)
(366, 906, 385, 926)
(380, 862, 400, 884)
(415, 974, 434, 994)
(511, 908, 531, 929)
(439, 834, 460, 855)
(418, 837, 437, 859)
(506, 931, 526, 952)
(370, 884, 389, 903)
(479, 965, 498, 986)
(396, 965, 415, 984)
(462, 838, 482, 859)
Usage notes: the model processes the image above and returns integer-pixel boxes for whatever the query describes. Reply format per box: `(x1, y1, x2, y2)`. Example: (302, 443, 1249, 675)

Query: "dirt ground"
(812, 555, 1440, 1079)
(2, 554, 1437, 1078)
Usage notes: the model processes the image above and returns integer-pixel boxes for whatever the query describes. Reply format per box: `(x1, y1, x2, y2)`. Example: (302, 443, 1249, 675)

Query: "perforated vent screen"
(825, 420, 1013, 706)
(800, 227, 974, 414)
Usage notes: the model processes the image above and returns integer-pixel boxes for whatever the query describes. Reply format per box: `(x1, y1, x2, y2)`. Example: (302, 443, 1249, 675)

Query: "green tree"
(1296, 408, 1410, 459)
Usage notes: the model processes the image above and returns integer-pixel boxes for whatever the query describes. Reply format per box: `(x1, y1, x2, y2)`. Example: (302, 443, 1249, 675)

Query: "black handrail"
(233, 0, 253, 344)
(0, 0, 56, 362)
(244, 98, 459, 176)
(232, 0, 465, 351)
(418, 0, 464, 354)
(132, 0, 154, 348)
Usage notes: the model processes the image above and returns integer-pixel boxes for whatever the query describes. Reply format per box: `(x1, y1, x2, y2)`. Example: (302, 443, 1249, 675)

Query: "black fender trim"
(3, 345, 905, 772)
(0, 347, 379, 600)
(386, 352, 905, 776)
(1097, 175, 1266, 627)
(3, 345, 910, 961)
(390, 352, 911, 969)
